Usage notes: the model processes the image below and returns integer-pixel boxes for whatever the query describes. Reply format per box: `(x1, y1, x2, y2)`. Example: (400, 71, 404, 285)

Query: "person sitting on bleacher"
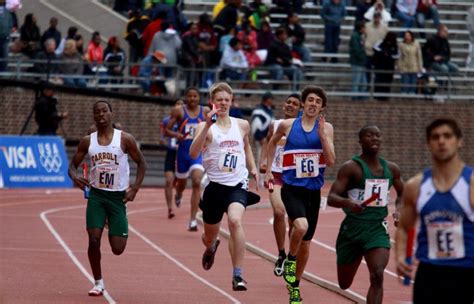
(103, 36, 126, 86)
(19, 13, 41, 58)
(220, 37, 249, 81)
(237, 21, 261, 68)
(264, 27, 303, 88)
(364, 0, 392, 25)
(257, 21, 274, 51)
(33, 38, 59, 77)
(245, 0, 269, 31)
(282, 12, 311, 63)
(59, 39, 86, 88)
(393, 0, 417, 29)
(85, 31, 104, 76)
(416, 0, 440, 32)
(422, 24, 459, 74)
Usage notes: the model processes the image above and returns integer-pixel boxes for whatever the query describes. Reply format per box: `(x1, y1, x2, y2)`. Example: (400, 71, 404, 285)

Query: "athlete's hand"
(73, 176, 90, 191)
(396, 255, 414, 282)
(318, 114, 326, 139)
(205, 105, 219, 127)
(259, 162, 267, 174)
(349, 201, 364, 213)
(123, 187, 139, 203)
(264, 172, 274, 190)
(176, 133, 185, 141)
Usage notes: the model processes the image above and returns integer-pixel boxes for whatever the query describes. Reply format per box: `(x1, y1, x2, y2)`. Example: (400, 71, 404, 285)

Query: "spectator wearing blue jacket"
(321, 0, 346, 62)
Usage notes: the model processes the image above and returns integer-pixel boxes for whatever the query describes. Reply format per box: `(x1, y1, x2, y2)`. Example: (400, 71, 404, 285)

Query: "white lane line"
(40, 205, 116, 304)
(128, 209, 241, 304)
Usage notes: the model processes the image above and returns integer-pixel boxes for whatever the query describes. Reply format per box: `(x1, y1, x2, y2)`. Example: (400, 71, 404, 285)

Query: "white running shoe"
(88, 284, 104, 296)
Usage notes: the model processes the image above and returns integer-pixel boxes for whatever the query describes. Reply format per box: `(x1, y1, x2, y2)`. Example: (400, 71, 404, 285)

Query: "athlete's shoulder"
(387, 160, 402, 176)
(235, 117, 250, 129)
(338, 158, 363, 177)
(405, 173, 423, 194)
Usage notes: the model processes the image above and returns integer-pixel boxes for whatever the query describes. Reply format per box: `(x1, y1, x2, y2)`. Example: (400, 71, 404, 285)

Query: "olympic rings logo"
(38, 143, 62, 173)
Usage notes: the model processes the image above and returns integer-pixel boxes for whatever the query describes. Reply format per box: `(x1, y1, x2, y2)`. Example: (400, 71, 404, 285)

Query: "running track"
(0, 186, 412, 303)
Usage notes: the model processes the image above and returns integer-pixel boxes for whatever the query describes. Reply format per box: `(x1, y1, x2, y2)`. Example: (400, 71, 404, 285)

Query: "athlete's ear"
(458, 137, 464, 149)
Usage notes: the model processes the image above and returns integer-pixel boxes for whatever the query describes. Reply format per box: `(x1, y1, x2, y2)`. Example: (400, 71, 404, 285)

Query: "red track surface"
(0, 186, 412, 303)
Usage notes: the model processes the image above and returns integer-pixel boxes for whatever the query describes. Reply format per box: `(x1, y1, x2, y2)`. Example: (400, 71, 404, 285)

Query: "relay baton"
(82, 163, 90, 199)
(211, 104, 217, 123)
(268, 180, 274, 193)
(361, 192, 379, 207)
(403, 228, 416, 286)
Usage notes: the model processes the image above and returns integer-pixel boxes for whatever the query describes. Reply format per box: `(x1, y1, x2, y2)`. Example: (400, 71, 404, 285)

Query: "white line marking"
(40, 205, 116, 304)
(128, 225, 241, 304)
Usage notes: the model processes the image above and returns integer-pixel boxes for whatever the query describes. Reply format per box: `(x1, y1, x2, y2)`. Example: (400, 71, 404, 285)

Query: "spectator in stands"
(74, 34, 84, 55)
(219, 26, 237, 53)
(55, 26, 78, 55)
(237, 21, 261, 68)
(40, 17, 61, 51)
(197, 12, 219, 86)
(138, 50, 167, 95)
(33, 38, 59, 76)
(350, 21, 367, 100)
(257, 20, 274, 50)
(34, 83, 68, 136)
(364, 0, 392, 25)
(104, 36, 126, 85)
(59, 39, 86, 88)
(213, 0, 241, 39)
(399, 30, 423, 93)
(220, 37, 249, 81)
(0, 2, 13, 72)
(468, 6, 474, 68)
(365, 12, 388, 83)
(264, 27, 303, 89)
(422, 24, 459, 74)
(355, 0, 375, 22)
(181, 22, 204, 87)
(212, 0, 228, 19)
(148, 21, 182, 78)
(283, 12, 311, 63)
(394, 0, 417, 29)
(142, 10, 166, 56)
(245, 0, 269, 30)
(373, 31, 399, 100)
(85, 31, 105, 77)
(416, 0, 440, 33)
(124, 9, 150, 64)
(321, 0, 346, 63)
(19, 13, 41, 58)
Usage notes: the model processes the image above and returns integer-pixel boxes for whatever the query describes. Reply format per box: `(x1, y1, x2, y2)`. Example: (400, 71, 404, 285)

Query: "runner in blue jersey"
(166, 87, 210, 231)
(396, 118, 474, 304)
(160, 98, 184, 219)
(264, 86, 336, 304)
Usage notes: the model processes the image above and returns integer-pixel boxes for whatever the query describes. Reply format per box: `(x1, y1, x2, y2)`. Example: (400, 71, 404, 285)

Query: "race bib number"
(295, 153, 319, 178)
(427, 221, 465, 259)
(95, 165, 119, 189)
(184, 123, 199, 139)
(363, 179, 389, 207)
(218, 152, 239, 173)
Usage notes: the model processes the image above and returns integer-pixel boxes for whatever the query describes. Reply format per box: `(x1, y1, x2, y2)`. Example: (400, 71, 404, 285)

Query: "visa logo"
(0, 146, 37, 169)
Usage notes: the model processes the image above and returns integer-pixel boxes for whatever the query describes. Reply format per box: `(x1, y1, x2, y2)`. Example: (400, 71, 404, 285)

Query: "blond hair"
(63, 39, 77, 56)
(209, 82, 233, 100)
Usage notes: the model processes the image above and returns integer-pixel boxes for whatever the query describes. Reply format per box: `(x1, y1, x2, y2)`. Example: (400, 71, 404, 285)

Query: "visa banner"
(0, 136, 72, 188)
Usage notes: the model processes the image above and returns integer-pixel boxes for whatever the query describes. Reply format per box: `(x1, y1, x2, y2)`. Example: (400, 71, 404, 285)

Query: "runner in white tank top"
(68, 100, 146, 297)
(258, 94, 302, 277)
(190, 82, 258, 291)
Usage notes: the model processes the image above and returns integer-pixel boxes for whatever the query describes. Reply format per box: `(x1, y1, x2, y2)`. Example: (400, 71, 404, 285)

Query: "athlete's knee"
(191, 178, 201, 188)
(273, 206, 286, 222)
(165, 177, 174, 187)
(369, 266, 385, 286)
(88, 235, 101, 249)
(338, 278, 352, 290)
(227, 215, 243, 231)
(292, 219, 308, 235)
(111, 245, 125, 255)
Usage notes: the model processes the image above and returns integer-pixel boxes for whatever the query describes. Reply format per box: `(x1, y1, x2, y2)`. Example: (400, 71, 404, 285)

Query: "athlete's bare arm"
(239, 119, 258, 189)
(395, 174, 422, 279)
(189, 107, 218, 159)
(389, 162, 404, 225)
(327, 160, 364, 213)
(122, 132, 147, 203)
(318, 116, 335, 167)
(68, 136, 91, 190)
(259, 121, 275, 174)
(165, 106, 184, 140)
(264, 118, 294, 187)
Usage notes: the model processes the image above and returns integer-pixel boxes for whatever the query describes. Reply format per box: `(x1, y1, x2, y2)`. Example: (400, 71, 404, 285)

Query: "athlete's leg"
(164, 171, 175, 217)
(189, 168, 204, 223)
(295, 240, 311, 281)
(337, 255, 363, 289)
(270, 185, 286, 252)
(288, 217, 308, 256)
(227, 202, 246, 269)
(87, 228, 104, 280)
(109, 236, 127, 255)
(364, 248, 389, 304)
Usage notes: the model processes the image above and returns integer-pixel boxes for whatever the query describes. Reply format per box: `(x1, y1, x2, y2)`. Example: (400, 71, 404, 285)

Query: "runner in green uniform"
(328, 125, 403, 304)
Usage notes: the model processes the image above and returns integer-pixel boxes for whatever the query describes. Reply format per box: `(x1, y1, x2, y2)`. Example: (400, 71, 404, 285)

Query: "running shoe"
(175, 193, 182, 208)
(202, 239, 220, 270)
(168, 209, 175, 219)
(289, 286, 302, 304)
(274, 256, 285, 276)
(283, 258, 296, 284)
(232, 276, 247, 291)
(88, 284, 104, 297)
(188, 220, 198, 232)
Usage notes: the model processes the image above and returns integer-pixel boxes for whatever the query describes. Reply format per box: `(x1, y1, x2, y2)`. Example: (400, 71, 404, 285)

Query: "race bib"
(274, 146, 284, 168)
(427, 220, 465, 259)
(94, 164, 119, 189)
(170, 137, 177, 149)
(218, 152, 239, 173)
(295, 153, 319, 178)
(184, 123, 199, 139)
(363, 179, 389, 207)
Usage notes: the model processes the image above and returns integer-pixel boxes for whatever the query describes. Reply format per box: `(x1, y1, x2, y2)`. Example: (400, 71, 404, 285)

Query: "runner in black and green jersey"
(328, 125, 404, 304)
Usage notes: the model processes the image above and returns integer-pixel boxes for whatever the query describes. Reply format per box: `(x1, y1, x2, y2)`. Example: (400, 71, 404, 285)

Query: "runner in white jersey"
(68, 100, 146, 297)
(259, 93, 302, 276)
(190, 82, 258, 291)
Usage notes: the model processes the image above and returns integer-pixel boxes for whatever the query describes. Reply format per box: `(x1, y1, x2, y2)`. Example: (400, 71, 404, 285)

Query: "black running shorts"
(164, 149, 176, 172)
(281, 183, 321, 241)
(200, 181, 248, 225)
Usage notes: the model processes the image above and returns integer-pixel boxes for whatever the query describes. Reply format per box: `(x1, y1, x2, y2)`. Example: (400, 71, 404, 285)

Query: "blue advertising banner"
(0, 136, 72, 188)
